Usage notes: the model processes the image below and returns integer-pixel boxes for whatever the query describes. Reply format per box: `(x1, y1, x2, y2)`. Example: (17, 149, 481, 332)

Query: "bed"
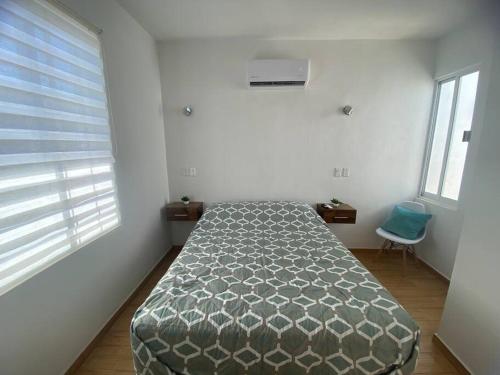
(131, 201, 419, 375)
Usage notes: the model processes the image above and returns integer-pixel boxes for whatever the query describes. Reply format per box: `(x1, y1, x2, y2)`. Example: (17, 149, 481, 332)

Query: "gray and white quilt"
(131, 201, 419, 375)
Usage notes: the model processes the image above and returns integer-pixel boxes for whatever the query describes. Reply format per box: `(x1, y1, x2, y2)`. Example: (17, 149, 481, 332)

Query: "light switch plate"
(182, 167, 197, 177)
(333, 168, 342, 177)
(341, 168, 350, 177)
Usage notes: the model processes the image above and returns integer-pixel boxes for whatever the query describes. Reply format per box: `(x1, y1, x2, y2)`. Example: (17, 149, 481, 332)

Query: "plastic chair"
(375, 201, 428, 274)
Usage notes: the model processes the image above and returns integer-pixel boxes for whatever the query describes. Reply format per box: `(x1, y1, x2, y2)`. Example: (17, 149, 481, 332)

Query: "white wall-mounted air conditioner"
(247, 59, 310, 88)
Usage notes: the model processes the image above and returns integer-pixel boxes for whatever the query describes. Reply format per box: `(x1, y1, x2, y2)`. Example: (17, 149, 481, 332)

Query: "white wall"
(437, 12, 500, 373)
(417, 20, 496, 279)
(0, 1, 170, 374)
(158, 39, 435, 247)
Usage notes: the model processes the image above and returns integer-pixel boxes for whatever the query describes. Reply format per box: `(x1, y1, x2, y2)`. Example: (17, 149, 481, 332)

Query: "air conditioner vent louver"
(247, 59, 309, 88)
(249, 81, 306, 87)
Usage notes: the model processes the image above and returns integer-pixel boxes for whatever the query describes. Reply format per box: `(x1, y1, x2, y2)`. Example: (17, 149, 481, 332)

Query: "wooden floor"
(353, 251, 458, 374)
(73, 248, 459, 375)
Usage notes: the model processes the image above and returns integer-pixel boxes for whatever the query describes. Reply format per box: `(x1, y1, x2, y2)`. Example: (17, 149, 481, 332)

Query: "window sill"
(0, 222, 121, 297)
(417, 196, 459, 211)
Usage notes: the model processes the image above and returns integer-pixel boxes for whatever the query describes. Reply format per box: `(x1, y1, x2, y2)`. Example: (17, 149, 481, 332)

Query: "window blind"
(0, 0, 120, 295)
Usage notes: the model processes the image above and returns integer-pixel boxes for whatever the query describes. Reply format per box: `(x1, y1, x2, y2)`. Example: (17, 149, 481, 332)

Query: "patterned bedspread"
(131, 201, 419, 375)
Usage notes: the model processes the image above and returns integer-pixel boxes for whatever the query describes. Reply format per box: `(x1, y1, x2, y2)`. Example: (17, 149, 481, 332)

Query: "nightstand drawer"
(322, 209, 356, 224)
(166, 207, 197, 220)
(166, 202, 204, 221)
(316, 203, 357, 224)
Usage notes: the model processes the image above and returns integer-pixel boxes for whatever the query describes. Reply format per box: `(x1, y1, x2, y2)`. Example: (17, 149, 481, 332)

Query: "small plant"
(181, 196, 190, 205)
(330, 197, 341, 207)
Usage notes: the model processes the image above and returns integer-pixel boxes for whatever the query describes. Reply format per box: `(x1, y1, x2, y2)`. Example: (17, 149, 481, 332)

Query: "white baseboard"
(433, 333, 473, 374)
(65, 246, 171, 374)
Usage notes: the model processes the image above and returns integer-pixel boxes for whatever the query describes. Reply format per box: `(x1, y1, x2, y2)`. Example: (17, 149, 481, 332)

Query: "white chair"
(376, 201, 428, 274)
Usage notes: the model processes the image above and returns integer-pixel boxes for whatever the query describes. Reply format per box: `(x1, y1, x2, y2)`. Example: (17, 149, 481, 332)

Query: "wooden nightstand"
(316, 203, 357, 224)
(166, 202, 204, 221)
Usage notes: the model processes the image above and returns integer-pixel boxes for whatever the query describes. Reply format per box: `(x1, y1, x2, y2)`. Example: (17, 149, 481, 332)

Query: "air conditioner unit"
(247, 59, 310, 88)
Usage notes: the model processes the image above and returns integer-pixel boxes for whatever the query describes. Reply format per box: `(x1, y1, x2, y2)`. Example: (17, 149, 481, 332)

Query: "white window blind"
(0, 0, 120, 295)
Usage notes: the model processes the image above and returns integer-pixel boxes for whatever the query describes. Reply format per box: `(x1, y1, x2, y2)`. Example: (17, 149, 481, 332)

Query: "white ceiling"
(118, 0, 479, 41)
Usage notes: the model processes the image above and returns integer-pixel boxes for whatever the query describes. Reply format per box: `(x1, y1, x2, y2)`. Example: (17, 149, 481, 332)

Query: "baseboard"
(65, 246, 178, 374)
(349, 248, 450, 285)
(419, 257, 450, 284)
(432, 334, 471, 375)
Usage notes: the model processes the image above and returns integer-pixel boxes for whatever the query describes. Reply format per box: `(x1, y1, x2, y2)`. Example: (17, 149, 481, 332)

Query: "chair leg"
(402, 246, 408, 276)
(411, 245, 419, 266)
(377, 239, 389, 260)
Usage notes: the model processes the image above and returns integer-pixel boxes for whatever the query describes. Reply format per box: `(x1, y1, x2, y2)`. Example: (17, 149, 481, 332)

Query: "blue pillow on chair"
(381, 205, 432, 240)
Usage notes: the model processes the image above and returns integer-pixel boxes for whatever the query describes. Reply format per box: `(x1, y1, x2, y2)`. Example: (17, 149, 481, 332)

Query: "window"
(421, 70, 480, 203)
(0, 0, 120, 294)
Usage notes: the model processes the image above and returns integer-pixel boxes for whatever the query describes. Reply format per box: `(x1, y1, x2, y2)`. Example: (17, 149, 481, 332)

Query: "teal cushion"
(381, 205, 432, 240)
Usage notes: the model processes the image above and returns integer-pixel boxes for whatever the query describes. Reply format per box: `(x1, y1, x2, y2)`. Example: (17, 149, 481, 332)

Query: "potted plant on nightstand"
(330, 197, 341, 207)
(181, 196, 190, 206)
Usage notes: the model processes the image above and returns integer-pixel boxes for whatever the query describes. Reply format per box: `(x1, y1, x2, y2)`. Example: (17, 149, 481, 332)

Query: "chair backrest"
(399, 200, 426, 214)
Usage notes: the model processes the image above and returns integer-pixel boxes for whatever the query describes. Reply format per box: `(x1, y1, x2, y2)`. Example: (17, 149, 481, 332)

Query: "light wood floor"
(73, 248, 459, 375)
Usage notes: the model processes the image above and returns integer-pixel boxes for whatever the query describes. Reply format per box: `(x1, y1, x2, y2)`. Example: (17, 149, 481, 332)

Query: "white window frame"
(0, 0, 120, 295)
(419, 65, 480, 206)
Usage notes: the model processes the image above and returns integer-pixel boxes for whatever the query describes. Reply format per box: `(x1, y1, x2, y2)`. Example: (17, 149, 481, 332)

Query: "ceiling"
(118, 0, 479, 41)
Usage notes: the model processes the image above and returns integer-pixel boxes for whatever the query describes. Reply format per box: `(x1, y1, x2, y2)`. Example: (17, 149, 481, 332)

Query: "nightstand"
(316, 203, 357, 224)
(166, 202, 204, 221)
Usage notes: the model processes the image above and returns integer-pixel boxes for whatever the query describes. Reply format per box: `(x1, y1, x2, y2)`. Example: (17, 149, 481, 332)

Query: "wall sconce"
(343, 105, 353, 116)
(183, 105, 193, 116)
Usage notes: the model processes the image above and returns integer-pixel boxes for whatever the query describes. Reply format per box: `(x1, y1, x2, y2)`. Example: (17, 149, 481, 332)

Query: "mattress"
(131, 201, 419, 375)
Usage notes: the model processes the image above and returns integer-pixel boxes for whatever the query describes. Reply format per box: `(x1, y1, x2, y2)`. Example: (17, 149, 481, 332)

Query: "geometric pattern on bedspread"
(131, 201, 420, 375)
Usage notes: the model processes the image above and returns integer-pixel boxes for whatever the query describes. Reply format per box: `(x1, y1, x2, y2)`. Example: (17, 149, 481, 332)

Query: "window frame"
(419, 65, 480, 206)
(0, 0, 120, 295)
